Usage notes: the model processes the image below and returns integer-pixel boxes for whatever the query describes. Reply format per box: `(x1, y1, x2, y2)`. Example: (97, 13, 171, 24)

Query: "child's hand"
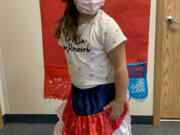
(103, 100, 124, 120)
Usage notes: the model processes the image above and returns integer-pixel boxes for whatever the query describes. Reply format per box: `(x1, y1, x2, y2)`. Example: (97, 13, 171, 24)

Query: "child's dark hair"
(55, 0, 80, 43)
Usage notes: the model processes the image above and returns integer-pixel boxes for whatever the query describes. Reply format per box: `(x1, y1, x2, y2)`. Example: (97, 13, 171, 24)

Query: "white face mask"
(76, 0, 105, 15)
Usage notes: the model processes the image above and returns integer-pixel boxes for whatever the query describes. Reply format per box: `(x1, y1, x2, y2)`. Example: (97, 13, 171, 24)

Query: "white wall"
(0, 0, 156, 115)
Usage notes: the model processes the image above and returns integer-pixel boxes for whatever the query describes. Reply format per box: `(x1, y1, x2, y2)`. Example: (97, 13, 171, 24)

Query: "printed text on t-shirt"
(63, 37, 92, 53)
(63, 44, 91, 53)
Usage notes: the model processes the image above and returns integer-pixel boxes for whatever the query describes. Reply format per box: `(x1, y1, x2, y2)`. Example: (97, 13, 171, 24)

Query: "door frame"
(153, 0, 165, 126)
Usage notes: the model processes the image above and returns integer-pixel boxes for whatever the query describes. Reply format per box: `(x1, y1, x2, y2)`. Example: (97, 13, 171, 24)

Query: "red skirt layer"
(62, 94, 128, 135)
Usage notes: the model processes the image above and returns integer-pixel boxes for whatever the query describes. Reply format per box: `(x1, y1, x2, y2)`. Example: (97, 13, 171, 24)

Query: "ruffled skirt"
(53, 83, 132, 135)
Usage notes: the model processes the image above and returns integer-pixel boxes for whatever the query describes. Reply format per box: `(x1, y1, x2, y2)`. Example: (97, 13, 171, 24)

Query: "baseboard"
(131, 115, 153, 125)
(3, 114, 58, 124)
(3, 114, 153, 125)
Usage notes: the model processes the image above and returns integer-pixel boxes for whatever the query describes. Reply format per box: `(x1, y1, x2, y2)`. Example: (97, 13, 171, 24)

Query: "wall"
(0, 0, 156, 115)
(129, 0, 157, 115)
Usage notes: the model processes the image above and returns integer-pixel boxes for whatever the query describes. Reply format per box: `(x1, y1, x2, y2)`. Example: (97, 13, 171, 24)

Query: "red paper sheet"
(40, 0, 151, 100)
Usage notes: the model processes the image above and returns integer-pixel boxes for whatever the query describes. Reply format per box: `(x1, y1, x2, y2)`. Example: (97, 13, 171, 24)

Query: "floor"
(0, 121, 180, 135)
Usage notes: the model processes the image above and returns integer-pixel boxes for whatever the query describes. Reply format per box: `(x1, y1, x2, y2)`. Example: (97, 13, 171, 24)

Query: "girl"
(53, 0, 132, 134)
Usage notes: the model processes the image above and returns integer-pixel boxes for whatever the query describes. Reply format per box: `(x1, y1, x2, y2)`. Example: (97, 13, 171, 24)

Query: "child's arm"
(103, 41, 129, 120)
(109, 41, 129, 103)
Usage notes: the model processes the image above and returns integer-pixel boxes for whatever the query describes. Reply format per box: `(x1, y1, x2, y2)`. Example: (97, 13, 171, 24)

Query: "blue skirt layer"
(72, 83, 115, 116)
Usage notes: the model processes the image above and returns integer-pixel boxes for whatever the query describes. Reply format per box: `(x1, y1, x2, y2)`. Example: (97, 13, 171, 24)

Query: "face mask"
(76, 0, 105, 15)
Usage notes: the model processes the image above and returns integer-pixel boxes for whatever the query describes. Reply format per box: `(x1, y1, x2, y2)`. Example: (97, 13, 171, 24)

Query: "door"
(153, 0, 180, 125)
(0, 104, 4, 129)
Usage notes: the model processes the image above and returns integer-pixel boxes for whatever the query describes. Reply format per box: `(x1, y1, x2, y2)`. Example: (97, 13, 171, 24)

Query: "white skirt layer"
(113, 110, 132, 135)
(52, 100, 132, 135)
